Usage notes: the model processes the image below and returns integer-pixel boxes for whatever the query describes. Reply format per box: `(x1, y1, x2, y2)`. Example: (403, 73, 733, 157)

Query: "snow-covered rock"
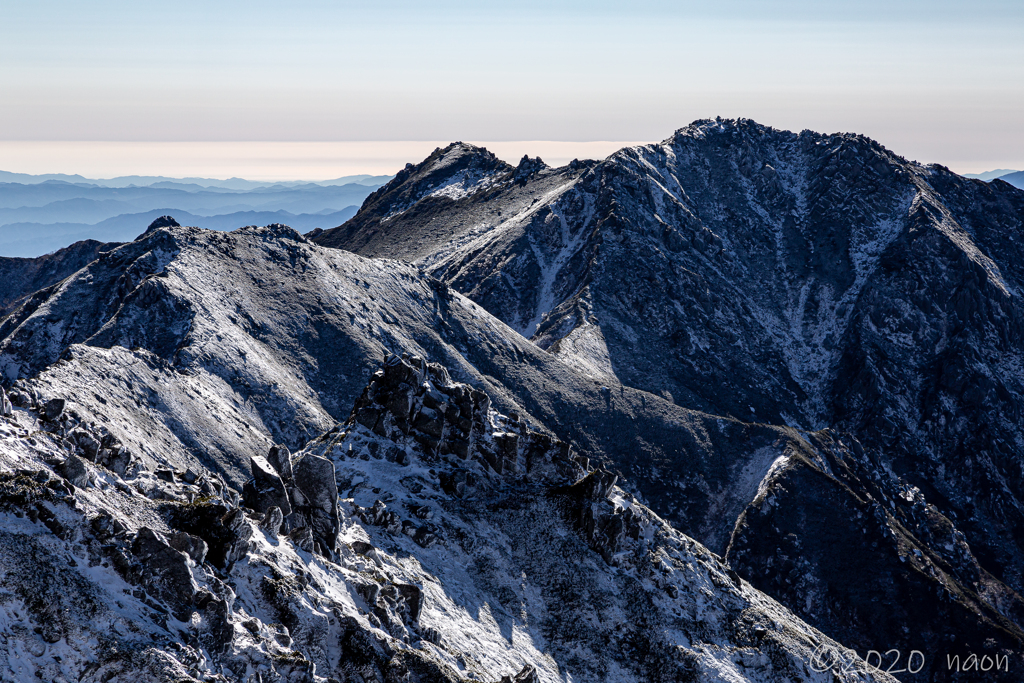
(0, 353, 894, 682)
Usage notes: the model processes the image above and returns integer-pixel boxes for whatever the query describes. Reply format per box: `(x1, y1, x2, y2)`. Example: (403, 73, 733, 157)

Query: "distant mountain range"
(0, 170, 390, 190)
(995, 170, 1024, 188)
(964, 168, 1024, 186)
(0, 206, 360, 257)
(0, 172, 390, 257)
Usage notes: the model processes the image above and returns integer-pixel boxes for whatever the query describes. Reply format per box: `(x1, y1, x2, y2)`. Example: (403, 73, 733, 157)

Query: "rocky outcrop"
(298, 354, 890, 682)
(131, 527, 199, 620)
(242, 452, 292, 519)
(242, 443, 342, 557)
(290, 453, 340, 557)
(347, 352, 585, 490)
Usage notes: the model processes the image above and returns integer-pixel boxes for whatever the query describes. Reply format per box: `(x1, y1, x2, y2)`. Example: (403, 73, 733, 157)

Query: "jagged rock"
(98, 444, 131, 476)
(500, 665, 540, 683)
(41, 397, 65, 421)
(7, 388, 31, 409)
(131, 527, 197, 620)
(0, 387, 11, 417)
(194, 591, 233, 654)
(155, 468, 175, 483)
(221, 508, 254, 565)
(357, 499, 402, 532)
(167, 530, 208, 565)
(288, 524, 315, 552)
(91, 511, 126, 539)
(396, 583, 423, 622)
(267, 443, 293, 481)
(291, 453, 340, 556)
(169, 501, 253, 569)
(558, 469, 618, 501)
(71, 428, 101, 460)
(261, 505, 285, 536)
(243, 453, 292, 519)
(58, 454, 90, 488)
(550, 470, 642, 563)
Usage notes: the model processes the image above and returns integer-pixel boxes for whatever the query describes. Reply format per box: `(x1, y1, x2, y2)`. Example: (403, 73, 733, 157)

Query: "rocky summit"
(0, 119, 1022, 682)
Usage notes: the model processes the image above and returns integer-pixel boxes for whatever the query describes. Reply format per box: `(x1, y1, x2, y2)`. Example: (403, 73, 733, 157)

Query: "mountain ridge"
(2, 119, 1023, 681)
(313, 118, 1024, 676)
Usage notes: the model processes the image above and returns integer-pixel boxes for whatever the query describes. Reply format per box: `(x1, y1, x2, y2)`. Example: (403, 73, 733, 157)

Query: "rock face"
(0, 353, 890, 683)
(290, 453, 341, 557)
(242, 452, 292, 519)
(314, 119, 1024, 672)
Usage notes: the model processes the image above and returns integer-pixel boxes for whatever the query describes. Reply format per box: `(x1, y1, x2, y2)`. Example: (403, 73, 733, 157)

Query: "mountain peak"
(143, 215, 181, 234)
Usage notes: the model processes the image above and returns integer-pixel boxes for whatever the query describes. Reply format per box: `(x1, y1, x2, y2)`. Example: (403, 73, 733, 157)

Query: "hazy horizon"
(0, 141, 646, 182)
(2, 1, 1022, 176)
(0, 134, 1018, 183)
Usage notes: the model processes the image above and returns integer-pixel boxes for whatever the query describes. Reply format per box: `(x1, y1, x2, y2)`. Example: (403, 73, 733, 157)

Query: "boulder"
(266, 444, 293, 481)
(242, 453, 292, 518)
(0, 387, 12, 417)
(291, 453, 340, 555)
(288, 525, 315, 553)
(131, 527, 197, 620)
(41, 397, 65, 422)
(167, 530, 208, 565)
(8, 389, 32, 409)
(59, 455, 90, 488)
(221, 508, 253, 566)
(396, 583, 424, 622)
(261, 505, 284, 536)
(71, 429, 101, 461)
(99, 445, 132, 477)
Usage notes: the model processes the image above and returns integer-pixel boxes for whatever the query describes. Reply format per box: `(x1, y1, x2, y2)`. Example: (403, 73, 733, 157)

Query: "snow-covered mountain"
(1, 348, 902, 682)
(0, 223, 898, 681)
(315, 119, 1024, 677)
(2, 119, 1023, 681)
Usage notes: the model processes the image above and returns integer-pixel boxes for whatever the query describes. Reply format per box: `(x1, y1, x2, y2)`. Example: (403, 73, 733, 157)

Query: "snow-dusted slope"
(0, 220, 812, 556)
(0, 354, 895, 682)
(313, 119, 1024, 678)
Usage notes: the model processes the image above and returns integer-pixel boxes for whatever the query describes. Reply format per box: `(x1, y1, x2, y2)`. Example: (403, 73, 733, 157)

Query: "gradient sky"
(2, 0, 1022, 176)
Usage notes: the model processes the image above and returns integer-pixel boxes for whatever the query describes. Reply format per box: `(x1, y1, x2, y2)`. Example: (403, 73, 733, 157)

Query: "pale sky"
(2, 0, 1022, 177)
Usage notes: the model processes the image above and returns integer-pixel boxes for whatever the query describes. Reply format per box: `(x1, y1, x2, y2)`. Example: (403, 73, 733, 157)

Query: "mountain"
(995, 171, 1024, 190)
(0, 181, 378, 222)
(0, 238, 121, 315)
(0, 170, 392, 190)
(0, 176, 387, 257)
(314, 118, 1024, 674)
(0, 206, 359, 258)
(963, 169, 1020, 182)
(0, 220, 902, 682)
(2, 120, 1023, 681)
